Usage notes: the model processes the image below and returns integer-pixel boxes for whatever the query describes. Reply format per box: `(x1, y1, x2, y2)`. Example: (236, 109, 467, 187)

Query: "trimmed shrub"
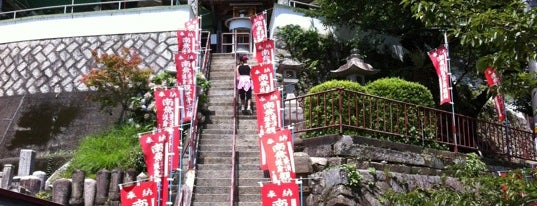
(365, 78, 443, 149)
(303, 80, 366, 138)
(365, 77, 434, 107)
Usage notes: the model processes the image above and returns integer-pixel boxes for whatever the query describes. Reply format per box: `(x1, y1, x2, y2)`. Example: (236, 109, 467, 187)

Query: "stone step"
(210, 71, 235, 78)
(237, 177, 271, 187)
(237, 186, 262, 195)
(198, 151, 232, 158)
(192, 194, 230, 203)
(201, 133, 259, 140)
(205, 123, 257, 130)
(210, 81, 235, 88)
(195, 177, 231, 187)
(198, 156, 232, 164)
(201, 128, 258, 136)
(197, 163, 262, 171)
(199, 144, 259, 152)
(208, 89, 235, 96)
(193, 186, 231, 195)
(207, 98, 235, 105)
(236, 194, 262, 202)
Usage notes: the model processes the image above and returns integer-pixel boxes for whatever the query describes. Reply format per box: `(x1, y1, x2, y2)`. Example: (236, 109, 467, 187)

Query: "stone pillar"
(1, 164, 14, 189)
(84, 179, 96, 206)
(32, 171, 47, 191)
(107, 168, 123, 205)
(69, 169, 85, 206)
(52, 178, 71, 205)
(95, 169, 110, 206)
(18, 149, 36, 176)
(20, 176, 41, 194)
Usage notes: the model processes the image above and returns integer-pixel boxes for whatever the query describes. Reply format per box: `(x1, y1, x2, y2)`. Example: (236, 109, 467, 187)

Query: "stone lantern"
(276, 55, 303, 99)
(331, 49, 378, 84)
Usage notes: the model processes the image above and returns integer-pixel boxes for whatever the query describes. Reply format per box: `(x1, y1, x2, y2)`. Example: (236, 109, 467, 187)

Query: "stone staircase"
(192, 53, 267, 206)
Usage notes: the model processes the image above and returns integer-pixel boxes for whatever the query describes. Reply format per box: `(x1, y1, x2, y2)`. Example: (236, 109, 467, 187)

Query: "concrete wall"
(268, 3, 332, 40)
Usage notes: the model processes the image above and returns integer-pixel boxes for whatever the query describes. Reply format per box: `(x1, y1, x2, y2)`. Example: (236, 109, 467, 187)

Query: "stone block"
(18, 149, 35, 176)
(293, 152, 312, 174)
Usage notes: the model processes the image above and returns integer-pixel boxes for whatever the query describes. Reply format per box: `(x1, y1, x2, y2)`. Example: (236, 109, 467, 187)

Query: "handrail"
(0, 0, 176, 20)
(230, 51, 238, 205)
(283, 88, 536, 161)
(179, 30, 210, 206)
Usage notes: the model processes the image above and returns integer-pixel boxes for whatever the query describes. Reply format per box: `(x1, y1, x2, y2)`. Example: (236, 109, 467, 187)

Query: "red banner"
(177, 30, 197, 53)
(255, 90, 282, 137)
(164, 126, 181, 174)
(155, 87, 182, 129)
(251, 13, 267, 44)
(261, 182, 300, 206)
(251, 63, 276, 94)
(120, 181, 158, 206)
(484, 67, 505, 121)
(494, 94, 506, 121)
(184, 17, 200, 51)
(261, 129, 296, 183)
(175, 52, 197, 85)
(255, 39, 274, 65)
(484, 66, 501, 86)
(427, 46, 451, 105)
(139, 131, 168, 177)
(182, 84, 196, 122)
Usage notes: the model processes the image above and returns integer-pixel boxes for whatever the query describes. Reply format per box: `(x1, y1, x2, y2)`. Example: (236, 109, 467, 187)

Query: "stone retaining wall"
(0, 32, 177, 97)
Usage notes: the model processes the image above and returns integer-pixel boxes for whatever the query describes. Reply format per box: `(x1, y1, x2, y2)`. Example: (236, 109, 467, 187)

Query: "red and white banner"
(255, 90, 282, 137)
(184, 17, 200, 51)
(177, 30, 197, 53)
(175, 52, 197, 85)
(255, 39, 274, 65)
(427, 46, 451, 105)
(184, 17, 200, 32)
(261, 182, 300, 206)
(155, 87, 182, 129)
(261, 129, 296, 183)
(164, 126, 181, 173)
(182, 84, 196, 122)
(484, 67, 505, 121)
(120, 181, 158, 206)
(494, 94, 506, 121)
(139, 131, 168, 177)
(484, 66, 501, 87)
(251, 63, 276, 94)
(251, 13, 267, 44)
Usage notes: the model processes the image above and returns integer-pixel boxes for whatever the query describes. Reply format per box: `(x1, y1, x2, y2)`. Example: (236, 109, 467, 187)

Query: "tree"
(81, 48, 153, 123)
(401, 0, 537, 114)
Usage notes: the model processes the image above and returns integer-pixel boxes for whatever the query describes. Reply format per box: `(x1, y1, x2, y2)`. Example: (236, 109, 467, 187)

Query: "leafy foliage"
(64, 125, 145, 178)
(276, 25, 344, 94)
(81, 48, 153, 123)
(401, 0, 537, 114)
(342, 164, 363, 191)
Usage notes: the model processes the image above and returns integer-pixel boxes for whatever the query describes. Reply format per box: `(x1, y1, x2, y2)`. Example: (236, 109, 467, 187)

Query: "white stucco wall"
(0, 6, 191, 44)
(268, 3, 331, 39)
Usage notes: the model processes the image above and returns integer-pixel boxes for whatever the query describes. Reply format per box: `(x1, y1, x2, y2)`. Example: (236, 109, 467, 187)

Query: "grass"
(63, 124, 145, 179)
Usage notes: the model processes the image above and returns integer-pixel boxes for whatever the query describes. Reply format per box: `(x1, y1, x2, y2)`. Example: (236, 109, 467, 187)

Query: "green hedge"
(365, 77, 434, 107)
(303, 80, 366, 138)
(364, 78, 442, 149)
